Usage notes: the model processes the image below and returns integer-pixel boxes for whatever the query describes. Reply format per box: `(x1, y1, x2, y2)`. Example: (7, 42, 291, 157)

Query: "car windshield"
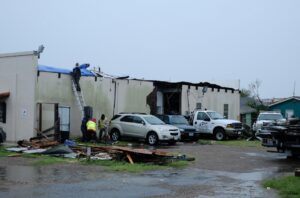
(144, 116, 165, 125)
(207, 112, 224, 120)
(169, 115, 189, 125)
(258, 113, 283, 121)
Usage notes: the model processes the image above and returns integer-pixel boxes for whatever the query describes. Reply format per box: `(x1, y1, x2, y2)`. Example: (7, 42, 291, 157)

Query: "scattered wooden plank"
(48, 144, 178, 164)
(126, 153, 134, 164)
(18, 139, 59, 148)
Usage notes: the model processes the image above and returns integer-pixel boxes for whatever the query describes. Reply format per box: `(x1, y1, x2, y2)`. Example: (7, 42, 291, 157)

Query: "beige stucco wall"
(0, 52, 38, 142)
(181, 85, 240, 120)
(36, 73, 153, 137)
(113, 79, 153, 114)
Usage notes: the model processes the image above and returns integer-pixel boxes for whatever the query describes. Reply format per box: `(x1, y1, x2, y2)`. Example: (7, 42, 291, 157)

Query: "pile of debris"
(6, 138, 61, 154)
(71, 145, 185, 164)
(18, 138, 60, 148)
(5, 138, 194, 164)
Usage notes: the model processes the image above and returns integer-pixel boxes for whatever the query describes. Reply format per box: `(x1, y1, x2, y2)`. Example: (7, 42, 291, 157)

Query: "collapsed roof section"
(38, 65, 236, 91)
(150, 80, 236, 92)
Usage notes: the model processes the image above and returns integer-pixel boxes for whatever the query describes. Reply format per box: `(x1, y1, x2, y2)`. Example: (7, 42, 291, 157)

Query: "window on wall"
(223, 104, 229, 119)
(285, 110, 294, 119)
(58, 106, 70, 132)
(196, 103, 202, 110)
(0, 102, 6, 123)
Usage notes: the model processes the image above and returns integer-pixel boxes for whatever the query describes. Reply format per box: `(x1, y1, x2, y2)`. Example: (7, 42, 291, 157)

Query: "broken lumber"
(71, 145, 177, 164)
(126, 153, 134, 164)
(18, 139, 59, 148)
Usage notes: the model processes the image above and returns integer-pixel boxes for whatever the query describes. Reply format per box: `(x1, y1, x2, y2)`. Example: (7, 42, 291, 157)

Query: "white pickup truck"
(192, 110, 243, 140)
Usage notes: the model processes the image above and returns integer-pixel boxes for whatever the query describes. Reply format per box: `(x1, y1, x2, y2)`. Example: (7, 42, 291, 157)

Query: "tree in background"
(242, 79, 268, 113)
(240, 88, 251, 97)
(249, 79, 263, 105)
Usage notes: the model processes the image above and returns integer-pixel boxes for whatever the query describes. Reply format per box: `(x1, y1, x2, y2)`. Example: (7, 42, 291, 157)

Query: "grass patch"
(82, 159, 188, 173)
(167, 160, 189, 168)
(197, 139, 213, 145)
(0, 147, 11, 157)
(214, 139, 262, 148)
(1, 146, 75, 165)
(262, 176, 300, 198)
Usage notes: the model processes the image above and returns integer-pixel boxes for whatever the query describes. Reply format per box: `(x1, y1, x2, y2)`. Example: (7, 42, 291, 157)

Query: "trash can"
(84, 106, 93, 119)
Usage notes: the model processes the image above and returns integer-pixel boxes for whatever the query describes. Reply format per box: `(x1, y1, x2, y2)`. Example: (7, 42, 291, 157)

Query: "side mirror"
(204, 118, 210, 122)
(141, 120, 146, 125)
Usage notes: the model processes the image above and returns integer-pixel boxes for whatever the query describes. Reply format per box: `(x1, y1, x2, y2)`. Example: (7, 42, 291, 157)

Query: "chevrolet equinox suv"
(108, 113, 180, 145)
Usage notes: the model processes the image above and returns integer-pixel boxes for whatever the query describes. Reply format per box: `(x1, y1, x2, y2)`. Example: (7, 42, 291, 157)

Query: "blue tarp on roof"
(38, 65, 71, 74)
(38, 64, 95, 76)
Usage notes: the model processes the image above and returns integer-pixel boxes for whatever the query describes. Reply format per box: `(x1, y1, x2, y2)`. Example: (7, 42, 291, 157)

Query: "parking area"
(0, 141, 299, 198)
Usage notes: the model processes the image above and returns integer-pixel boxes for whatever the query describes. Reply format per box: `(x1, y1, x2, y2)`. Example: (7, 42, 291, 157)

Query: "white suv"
(108, 113, 180, 145)
(253, 112, 286, 134)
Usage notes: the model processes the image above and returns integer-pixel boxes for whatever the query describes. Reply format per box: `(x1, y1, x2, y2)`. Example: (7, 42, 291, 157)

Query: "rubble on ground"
(17, 138, 60, 148)
(5, 137, 194, 164)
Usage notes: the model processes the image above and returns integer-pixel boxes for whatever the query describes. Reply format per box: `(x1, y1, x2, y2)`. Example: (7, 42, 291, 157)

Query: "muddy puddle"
(0, 164, 281, 198)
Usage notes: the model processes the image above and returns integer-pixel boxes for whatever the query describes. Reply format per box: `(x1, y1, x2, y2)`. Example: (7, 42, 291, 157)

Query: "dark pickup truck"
(155, 114, 201, 141)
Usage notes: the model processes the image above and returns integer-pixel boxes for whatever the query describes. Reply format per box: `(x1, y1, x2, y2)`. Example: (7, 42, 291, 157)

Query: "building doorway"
(163, 92, 180, 114)
(36, 103, 70, 142)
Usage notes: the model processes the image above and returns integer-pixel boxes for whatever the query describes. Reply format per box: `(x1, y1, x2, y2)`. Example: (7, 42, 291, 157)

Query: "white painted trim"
(0, 51, 36, 58)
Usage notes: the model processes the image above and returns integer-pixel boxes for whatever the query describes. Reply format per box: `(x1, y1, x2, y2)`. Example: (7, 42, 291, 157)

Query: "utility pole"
(293, 81, 296, 97)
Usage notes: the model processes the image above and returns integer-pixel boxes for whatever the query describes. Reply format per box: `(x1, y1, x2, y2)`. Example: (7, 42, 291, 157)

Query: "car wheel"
(147, 132, 158, 146)
(110, 129, 120, 141)
(214, 128, 225, 141)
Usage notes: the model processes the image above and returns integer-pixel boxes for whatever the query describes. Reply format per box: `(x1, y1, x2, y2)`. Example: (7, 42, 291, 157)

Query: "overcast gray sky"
(1, 0, 299, 98)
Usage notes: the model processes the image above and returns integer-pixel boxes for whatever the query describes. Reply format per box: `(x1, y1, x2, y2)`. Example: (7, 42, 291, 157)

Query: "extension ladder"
(71, 79, 86, 119)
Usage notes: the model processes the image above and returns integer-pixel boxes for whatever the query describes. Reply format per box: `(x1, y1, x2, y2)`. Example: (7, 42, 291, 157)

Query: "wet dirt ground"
(0, 142, 299, 198)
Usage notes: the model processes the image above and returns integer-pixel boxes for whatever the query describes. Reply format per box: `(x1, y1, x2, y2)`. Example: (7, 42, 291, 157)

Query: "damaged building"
(0, 50, 240, 142)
